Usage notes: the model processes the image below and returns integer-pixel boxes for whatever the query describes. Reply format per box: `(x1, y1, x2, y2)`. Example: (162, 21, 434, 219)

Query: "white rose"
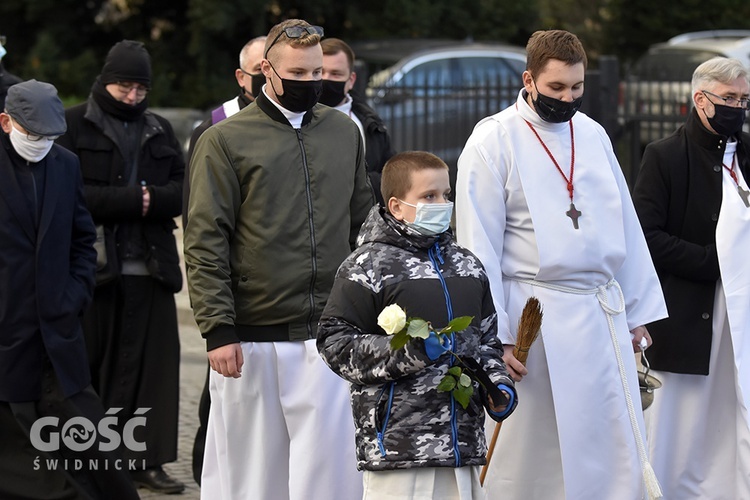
(378, 304, 407, 335)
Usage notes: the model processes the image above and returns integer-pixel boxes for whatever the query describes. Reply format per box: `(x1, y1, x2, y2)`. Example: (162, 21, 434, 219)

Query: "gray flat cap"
(5, 79, 67, 137)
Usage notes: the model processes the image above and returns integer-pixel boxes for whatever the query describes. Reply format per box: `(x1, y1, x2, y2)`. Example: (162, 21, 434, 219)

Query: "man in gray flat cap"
(0, 79, 139, 500)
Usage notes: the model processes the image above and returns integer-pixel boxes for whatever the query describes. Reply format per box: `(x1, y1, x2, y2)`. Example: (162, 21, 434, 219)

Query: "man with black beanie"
(57, 39, 185, 494)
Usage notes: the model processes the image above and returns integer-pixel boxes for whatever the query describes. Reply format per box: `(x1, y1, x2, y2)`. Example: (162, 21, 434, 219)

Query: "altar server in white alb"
(633, 56, 750, 499)
(456, 29, 667, 500)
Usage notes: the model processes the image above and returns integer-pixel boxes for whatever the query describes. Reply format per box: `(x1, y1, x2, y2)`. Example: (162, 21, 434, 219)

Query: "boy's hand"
(502, 343, 528, 382)
(208, 343, 244, 378)
(488, 391, 510, 413)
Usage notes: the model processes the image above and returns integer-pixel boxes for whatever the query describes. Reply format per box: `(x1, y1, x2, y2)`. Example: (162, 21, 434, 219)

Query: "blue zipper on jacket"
(295, 129, 317, 338)
(376, 382, 395, 457)
(428, 240, 461, 468)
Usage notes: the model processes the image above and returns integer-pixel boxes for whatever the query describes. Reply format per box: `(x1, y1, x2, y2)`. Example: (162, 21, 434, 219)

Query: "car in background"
(362, 42, 526, 184)
(150, 107, 208, 159)
(622, 30, 750, 146)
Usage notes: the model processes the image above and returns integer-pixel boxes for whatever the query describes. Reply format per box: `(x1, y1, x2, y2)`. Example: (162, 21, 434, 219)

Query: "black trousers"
(0, 361, 139, 500)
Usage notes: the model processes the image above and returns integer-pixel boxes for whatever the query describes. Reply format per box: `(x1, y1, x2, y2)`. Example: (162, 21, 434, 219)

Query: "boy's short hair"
(321, 38, 355, 72)
(381, 151, 449, 208)
(264, 19, 322, 64)
(525, 30, 588, 77)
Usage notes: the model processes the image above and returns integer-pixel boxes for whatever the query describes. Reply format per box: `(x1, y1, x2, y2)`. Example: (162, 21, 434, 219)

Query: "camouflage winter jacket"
(317, 206, 516, 471)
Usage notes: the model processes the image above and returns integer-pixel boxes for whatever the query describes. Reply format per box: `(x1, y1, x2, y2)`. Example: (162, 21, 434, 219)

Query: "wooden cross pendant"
(738, 186, 750, 208)
(566, 202, 582, 229)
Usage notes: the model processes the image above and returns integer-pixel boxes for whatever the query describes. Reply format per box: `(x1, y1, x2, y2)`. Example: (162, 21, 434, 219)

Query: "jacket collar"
(255, 91, 315, 128)
(685, 107, 733, 153)
(356, 205, 450, 253)
(351, 98, 387, 132)
(0, 133, 62, 243)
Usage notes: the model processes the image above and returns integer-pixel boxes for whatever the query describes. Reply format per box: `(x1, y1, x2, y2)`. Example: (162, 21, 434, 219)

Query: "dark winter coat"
(0, 135, 97, 402)
(57, 98, 184, 293)
(351, 98, 395, 204)
(633, 108, 750, 374)
(318, 206, 515, 471)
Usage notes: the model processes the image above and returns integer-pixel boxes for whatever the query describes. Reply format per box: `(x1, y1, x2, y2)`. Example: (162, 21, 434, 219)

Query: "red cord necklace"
(723, 154, 750, 207)
(523, 119, 581, 229)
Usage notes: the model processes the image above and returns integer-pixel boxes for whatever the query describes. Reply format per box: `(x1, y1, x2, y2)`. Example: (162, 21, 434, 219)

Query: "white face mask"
(400, 200, 454, 236)
(9, 122, 54, 163)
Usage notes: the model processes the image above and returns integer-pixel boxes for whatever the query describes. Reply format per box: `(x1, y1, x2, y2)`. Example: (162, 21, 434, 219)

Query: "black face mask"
(707, 103, 747, 138)
(269, 63, 322, 112)
(532, 83, 584, 123)
(318, 80, 347, 107)
(247, 73, 265, 99)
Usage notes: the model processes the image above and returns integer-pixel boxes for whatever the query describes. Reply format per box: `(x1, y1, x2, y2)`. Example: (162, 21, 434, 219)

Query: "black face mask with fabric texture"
(532, 84, 584, 123)
(269, 64, 322, 113)
(318, 80, 347, 107)
(707, 104, 747, 138)
(249, 73, 265, 99)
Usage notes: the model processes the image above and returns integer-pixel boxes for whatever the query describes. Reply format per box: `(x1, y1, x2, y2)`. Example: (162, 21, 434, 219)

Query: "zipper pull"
(433, 241, 444, 265)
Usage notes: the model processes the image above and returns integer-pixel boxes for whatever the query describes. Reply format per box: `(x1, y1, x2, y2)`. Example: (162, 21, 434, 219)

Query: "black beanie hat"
(100, 40, 152, 87)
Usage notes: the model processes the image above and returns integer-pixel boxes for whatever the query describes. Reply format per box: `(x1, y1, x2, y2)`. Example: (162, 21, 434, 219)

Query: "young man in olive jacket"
(57, 40, 185, 494)
(633, 56, 750, 499)
(185, 19, 374, 500)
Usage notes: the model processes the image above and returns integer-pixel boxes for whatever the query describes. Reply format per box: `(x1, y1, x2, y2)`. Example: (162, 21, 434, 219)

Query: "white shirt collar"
(262, 84, 306, 129)
(332, 94, 353, 116)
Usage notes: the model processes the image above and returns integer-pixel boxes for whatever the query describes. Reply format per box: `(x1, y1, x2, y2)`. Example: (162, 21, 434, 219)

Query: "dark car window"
(633, 49, 723, 81)
(401, 59, 453, 87)
(459, 57, 525, 86)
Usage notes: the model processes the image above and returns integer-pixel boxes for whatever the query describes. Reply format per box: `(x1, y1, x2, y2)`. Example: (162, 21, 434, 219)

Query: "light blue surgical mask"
(399, 200, 454, 236)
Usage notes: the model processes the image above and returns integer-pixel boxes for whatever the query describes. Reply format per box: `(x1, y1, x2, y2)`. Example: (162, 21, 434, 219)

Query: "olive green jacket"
(185, 92, 375, 350)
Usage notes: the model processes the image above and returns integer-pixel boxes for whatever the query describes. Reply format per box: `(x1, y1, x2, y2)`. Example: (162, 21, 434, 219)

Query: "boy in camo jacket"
(318, 151, 517, 499)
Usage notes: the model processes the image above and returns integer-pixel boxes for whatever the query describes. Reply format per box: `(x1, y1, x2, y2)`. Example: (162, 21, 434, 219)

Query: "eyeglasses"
(702, 90, 749, 109)
(264, 25, 324, 58)
(8, 116, 59, 141)
(116, 82, 150, 97)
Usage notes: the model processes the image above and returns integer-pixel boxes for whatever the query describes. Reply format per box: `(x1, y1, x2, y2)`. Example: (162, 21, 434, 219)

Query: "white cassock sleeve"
(456, 121, 514, 344)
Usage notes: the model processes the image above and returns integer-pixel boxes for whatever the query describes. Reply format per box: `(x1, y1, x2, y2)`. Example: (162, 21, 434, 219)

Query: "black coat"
(352, 98, 395, 205)
(0, 62, 23, 110)
(0, 138, 97, 402)
(632, 109, 750, 374)
(57, 100, 184, 292)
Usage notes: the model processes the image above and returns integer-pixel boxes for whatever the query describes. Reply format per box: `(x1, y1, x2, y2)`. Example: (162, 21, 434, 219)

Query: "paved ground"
(138, 224, 202, 499)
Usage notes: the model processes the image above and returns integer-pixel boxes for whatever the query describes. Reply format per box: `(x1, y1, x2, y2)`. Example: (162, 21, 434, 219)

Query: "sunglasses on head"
(264, 25, 324, 58)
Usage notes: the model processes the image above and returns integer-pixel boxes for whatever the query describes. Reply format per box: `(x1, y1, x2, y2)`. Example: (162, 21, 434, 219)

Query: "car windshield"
(633, 49, 723, 81)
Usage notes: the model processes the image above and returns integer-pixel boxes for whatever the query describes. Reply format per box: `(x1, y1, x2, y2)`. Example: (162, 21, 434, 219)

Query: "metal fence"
(365, 72, 519, 188)
(366, 58, 694, 190)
